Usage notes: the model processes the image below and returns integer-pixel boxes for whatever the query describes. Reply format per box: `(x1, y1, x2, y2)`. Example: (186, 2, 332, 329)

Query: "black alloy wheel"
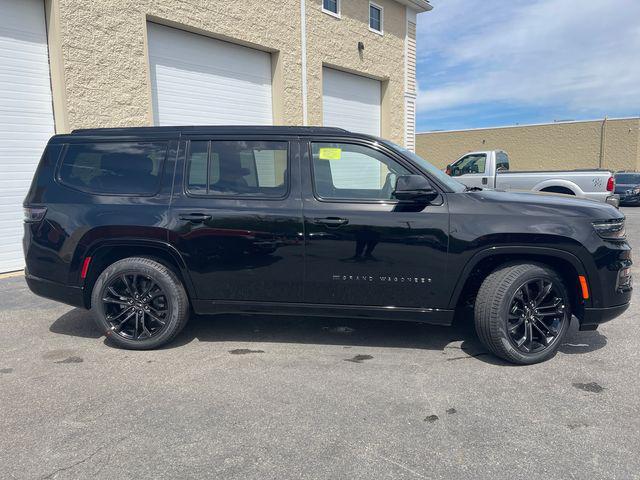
(474, 263, 572, 364)
(102, 273, 170, 340)
(91, 257, 190, 350)
(506, 278, 568, 354)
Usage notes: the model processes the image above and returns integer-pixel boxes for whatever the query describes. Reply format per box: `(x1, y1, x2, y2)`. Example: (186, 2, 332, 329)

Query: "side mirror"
(445, 164, 452, 176)
(393, 175, 438, 202)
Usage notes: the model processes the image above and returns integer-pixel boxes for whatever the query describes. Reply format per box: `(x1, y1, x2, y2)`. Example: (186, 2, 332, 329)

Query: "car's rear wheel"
(91, 257, 189, 349)
(474, 263, 571, 364)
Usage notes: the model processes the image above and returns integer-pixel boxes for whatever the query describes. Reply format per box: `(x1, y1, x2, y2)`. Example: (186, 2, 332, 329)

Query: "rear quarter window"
(58, 142, 168, 195)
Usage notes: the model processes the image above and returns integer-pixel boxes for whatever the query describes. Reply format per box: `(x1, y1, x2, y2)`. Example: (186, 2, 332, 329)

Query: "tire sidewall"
(91, 259, 185, 349)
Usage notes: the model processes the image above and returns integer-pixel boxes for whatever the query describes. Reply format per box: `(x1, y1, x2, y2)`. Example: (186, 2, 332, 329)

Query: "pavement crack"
(40, 436, 126, 479)
(374, 454, 427, 479)
(40, 447, 102, 479)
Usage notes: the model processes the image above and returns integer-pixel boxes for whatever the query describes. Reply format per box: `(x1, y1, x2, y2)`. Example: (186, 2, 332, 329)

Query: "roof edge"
(395, 0, 433, 13)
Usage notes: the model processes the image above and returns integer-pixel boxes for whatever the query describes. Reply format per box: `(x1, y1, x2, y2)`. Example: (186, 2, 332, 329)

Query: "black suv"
(23, 126, 632, 364)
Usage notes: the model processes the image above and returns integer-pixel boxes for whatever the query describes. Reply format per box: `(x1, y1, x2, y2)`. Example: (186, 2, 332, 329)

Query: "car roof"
(68, 125, 355, 137)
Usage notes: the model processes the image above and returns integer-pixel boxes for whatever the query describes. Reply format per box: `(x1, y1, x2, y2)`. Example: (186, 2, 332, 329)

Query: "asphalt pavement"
(1, 208, 639, 479)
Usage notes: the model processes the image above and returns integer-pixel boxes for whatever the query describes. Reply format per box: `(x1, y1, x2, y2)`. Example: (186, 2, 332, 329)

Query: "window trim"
(55, 141, 168, 197)
(369, 2, 384, 35)
(322, 0, 341, 19)
(183, 139, 291, 201)
(308, 138, 429, 205)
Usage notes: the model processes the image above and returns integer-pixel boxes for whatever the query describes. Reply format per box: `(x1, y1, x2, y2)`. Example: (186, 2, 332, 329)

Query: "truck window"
(451, 154, 486, 176)
(311, 142, 411, 201)
(496, 152, 510, 171)
(58, 142, 168, 195)
(186, 140, 288, 197)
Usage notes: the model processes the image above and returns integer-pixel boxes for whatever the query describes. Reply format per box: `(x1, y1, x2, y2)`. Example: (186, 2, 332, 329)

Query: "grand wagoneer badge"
(332, 274, 432, 284)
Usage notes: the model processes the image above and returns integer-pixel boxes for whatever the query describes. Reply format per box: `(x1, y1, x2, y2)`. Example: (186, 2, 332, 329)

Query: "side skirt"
(192, 300, 455, 326)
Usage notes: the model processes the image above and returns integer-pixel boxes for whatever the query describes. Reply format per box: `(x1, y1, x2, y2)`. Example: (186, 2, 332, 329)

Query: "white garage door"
(322, 68, 382, 189)
(0, 0, 55, 273)
(323, 68, 381, 136)
(148, 23, 273, 126)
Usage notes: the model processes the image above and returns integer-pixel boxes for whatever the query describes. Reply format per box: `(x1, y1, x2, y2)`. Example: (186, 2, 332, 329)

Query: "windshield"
(383, 141, 467, 193)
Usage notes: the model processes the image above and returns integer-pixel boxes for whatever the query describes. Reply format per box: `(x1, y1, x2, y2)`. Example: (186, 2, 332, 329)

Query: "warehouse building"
(416, 117, 640, 171)
(0, 0, 431, 272)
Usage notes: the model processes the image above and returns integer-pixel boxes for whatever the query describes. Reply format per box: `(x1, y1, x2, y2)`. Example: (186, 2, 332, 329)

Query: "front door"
(301, 139, 450, 310)
(168, 136, 304, 302)
(450, 153, 488, 188)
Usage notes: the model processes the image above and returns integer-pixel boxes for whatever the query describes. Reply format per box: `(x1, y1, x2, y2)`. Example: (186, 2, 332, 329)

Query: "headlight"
(592, 219, 625, 240)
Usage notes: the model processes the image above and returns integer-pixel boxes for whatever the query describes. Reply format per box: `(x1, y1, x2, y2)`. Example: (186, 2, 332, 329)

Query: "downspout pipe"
(300, 0, 308, 125)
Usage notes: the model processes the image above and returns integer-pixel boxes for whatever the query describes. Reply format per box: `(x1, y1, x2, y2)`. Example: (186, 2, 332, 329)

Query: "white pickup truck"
(445, 150, 619, 206)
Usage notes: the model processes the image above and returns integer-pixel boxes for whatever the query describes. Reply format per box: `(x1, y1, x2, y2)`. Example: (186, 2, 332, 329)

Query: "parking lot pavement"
(1, 210, 639, 480)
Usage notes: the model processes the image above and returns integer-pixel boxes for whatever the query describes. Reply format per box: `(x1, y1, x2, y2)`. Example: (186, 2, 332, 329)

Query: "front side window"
(323, 0, 339, 15)
(369, 3, 383, 33)
(311, 142, 411, 201)
(186, 140, 288, 198)
(450, 154, 487, 176)
(58, 142, 167, 195)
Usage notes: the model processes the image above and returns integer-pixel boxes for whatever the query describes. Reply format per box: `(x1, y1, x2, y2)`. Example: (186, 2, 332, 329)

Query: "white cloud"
(416, 0, 640, 118)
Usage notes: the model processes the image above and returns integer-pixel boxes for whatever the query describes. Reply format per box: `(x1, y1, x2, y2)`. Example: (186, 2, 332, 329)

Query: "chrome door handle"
(313, 217, 349, 227)
(179, 213, 212, 223)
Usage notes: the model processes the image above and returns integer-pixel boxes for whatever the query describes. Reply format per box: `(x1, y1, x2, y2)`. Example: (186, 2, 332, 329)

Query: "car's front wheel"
(91, 257, 190, 349)
(474, 263, 571, 364)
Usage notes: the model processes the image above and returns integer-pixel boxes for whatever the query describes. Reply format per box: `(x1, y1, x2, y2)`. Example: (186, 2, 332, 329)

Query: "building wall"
(46, 0, 411, 146)
(306, 0, 407, 143)
(416, 118, 640, 172)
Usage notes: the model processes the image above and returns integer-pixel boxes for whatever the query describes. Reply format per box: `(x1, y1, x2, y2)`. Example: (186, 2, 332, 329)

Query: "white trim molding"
(321, 0, 341, 19)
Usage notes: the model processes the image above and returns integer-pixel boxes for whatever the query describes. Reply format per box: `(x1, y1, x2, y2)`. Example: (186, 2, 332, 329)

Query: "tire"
(91, 257, 190, 349)
(474, 263, 571, 365)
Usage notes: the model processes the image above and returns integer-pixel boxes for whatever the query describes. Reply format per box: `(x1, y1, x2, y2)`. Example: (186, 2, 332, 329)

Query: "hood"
(464, 189, 622, 220)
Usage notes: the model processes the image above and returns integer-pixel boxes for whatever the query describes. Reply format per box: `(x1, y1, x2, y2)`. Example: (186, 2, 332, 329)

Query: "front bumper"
(580, 302, 630, 330)
(25, 270, 86, 309)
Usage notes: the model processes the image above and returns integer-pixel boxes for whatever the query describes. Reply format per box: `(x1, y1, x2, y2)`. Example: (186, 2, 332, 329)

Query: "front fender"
(447, 245, 592, 309)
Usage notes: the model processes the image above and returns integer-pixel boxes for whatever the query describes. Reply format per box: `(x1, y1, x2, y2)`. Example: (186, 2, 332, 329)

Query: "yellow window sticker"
(318, 147, 342, 160)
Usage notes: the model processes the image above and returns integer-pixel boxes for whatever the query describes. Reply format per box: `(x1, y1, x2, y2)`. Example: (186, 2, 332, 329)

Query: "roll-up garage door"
(322, 68, 382, 189)
(147, 23, 273, 126)
(0, 0, 55, 273)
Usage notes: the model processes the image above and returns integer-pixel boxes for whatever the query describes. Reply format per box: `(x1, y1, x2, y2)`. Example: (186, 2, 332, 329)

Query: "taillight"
(23, 206, 47, 223)
(607, 177, 614, 192)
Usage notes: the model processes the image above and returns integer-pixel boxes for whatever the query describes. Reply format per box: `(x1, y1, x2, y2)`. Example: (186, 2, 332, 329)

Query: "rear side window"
(186, 140, 288, 198)
(496, 152, 510, 171)
(58, 142, 168, 195)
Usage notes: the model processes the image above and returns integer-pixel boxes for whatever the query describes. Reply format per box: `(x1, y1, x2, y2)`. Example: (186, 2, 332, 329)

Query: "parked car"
(446, 150, 619, 206)
(614, 172, 640, 206)
(23, 127, 632, 364)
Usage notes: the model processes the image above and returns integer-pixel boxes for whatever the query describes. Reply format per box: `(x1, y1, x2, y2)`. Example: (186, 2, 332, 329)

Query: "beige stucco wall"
(46, 0, 409, 145)
(416, 118, 640, 172)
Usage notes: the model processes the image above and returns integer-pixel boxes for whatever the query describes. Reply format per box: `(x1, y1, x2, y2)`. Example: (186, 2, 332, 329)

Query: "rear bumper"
(579, 302, 630, 330)
(25, 271, 86, 309)
(606, 195, 620, 208)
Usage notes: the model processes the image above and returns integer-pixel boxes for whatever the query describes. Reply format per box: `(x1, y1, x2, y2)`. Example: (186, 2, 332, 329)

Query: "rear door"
(168, 136, 304, 303)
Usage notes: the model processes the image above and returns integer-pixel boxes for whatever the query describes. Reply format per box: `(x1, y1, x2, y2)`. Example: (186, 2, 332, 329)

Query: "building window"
(323, 0, 340, 18)
(369, 3, 383, 34)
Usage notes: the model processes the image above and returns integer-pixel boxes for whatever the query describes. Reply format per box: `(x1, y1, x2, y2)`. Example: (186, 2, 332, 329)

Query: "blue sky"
(415, 0, 640, 132)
